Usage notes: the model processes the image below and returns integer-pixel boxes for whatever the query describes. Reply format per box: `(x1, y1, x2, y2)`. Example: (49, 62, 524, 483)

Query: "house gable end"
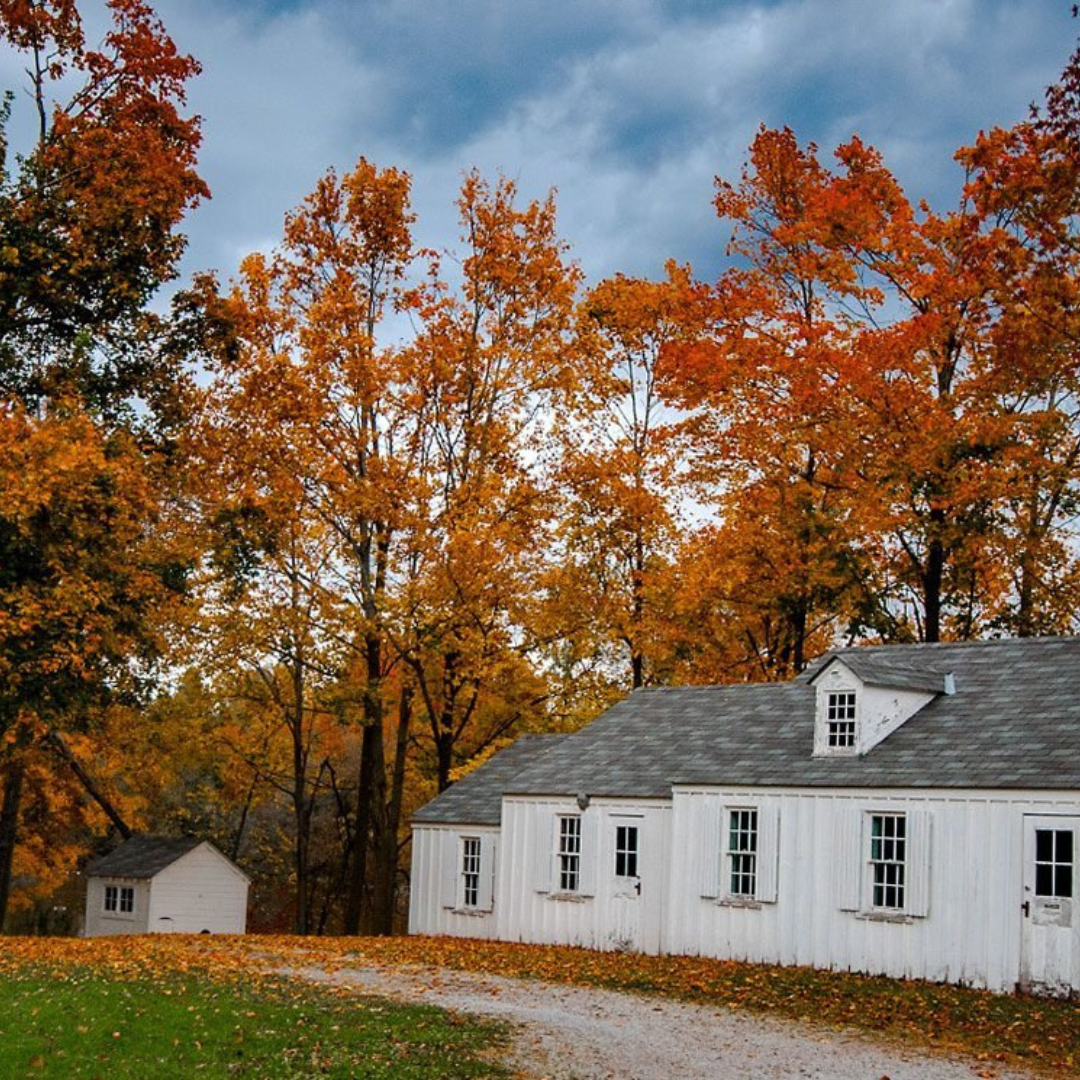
(153, 842, 251, 886)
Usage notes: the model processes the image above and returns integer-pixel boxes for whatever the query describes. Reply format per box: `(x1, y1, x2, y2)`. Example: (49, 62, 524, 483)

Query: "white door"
(1021, 815, 1080, 995)
(609, 817, 642, 951)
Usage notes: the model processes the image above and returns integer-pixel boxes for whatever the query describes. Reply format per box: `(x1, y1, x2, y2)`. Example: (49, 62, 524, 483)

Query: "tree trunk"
(47, 733, 132, 839)
(343, 628, 389, 935)
(435, 727, 454, 794)
(0, 759, 25, 932)
(923, 525, 945, 644)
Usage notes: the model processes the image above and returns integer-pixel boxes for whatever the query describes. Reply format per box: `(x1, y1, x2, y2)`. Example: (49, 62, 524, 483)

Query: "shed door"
(609, 817, 642, 951)
(1021, 815, 1080, 995)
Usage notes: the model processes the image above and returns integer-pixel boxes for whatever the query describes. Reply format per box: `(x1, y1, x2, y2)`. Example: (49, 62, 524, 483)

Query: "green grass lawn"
(0, 966, 511, 1079)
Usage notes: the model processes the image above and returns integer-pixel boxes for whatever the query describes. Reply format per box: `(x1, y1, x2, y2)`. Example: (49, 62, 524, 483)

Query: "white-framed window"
(439, 831, 495, 913)
(558, 815, 582, 892)
(461, 836, 481, 908)
(701, 799, 779, 904)
(533, 808, 597, 898)
(103, 884, 134, 914)
(836, 807, 931, 918)
(614, 823, 639, 879)
(827, 691, 857, 749)
(869, 812, 906, 910)
(727, 808, 758, 898)
(1035, 827, 1074, 898)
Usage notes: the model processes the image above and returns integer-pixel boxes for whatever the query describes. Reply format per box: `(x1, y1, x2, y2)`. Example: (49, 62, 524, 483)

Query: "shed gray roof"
(498, 637, 1080, 801)
(411, 735, 569, 825)
(85, 835, 204, 879)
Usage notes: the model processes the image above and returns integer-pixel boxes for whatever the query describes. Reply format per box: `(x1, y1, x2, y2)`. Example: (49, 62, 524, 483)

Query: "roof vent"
(944, 672, 956, 695)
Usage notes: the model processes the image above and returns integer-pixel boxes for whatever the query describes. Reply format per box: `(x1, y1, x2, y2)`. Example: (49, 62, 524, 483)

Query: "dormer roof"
(806, 652, 953, 695)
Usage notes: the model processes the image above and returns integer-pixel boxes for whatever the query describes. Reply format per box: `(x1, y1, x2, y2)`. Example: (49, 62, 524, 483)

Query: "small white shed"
(84, 835, 249, 936)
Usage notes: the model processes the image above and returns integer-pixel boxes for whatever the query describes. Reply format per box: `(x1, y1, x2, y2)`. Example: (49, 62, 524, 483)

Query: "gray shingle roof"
(498, 637, 1080, 801)
(85, 835, 203, 879)
(411, 735, 569, 825)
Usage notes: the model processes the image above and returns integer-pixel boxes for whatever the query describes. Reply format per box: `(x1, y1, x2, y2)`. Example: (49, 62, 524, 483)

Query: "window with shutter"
(836, 807, 932, 918)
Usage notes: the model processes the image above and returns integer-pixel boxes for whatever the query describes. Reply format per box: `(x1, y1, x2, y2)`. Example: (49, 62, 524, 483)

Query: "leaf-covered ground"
(0, 938, 510, 1079)
(1, 934, 1077, 1076)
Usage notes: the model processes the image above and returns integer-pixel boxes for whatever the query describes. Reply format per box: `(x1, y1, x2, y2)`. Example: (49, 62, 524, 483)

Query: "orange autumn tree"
(0, 0, 207, 411)
(812, 116, 1080, 640)
(546, 265, 702, 698)
(662, 128, 873, 676)
(0, 405, 190, 922)
(667, 94, 1080, 662)
(949, 41, 1080, 635)
(0, 0, 205, 928)
(398, 173, 579, 790)
(201, 159, 419, 935)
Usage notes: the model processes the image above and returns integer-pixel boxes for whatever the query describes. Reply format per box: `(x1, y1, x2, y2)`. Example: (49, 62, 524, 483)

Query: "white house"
(410, 637, 1080, 995)
(84, 835, 249, 936)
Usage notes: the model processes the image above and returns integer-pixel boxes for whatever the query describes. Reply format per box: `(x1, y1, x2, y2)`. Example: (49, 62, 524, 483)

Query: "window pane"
(1057, 865, 1073, 899)
(1056, 830, 1073, 864)
(1037, 829, 1054, 862)
(1036, 863, 1055, 896)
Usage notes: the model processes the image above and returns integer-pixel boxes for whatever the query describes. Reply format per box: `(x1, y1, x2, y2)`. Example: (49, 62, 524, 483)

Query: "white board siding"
(496, 798, 670, 954)
(408, 825, 500, 939)
(83, 878, 152, 936)
(669, 787, 1080, 993)
(145, 845, 248, 934)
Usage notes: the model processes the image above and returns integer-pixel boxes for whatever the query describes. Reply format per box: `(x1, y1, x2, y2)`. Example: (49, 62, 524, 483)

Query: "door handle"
(1022, 900, 1030, 917)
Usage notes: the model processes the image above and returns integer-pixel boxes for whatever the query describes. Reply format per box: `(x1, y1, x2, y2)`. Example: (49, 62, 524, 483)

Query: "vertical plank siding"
(412, 787, 1080, 992)
(408, 825, 501, 939)
(147, 847, 248, 934)
(669, 787, 1080, 992)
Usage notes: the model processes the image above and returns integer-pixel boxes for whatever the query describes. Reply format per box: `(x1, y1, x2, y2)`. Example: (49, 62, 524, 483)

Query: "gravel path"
(284, 961, 1040, 1080)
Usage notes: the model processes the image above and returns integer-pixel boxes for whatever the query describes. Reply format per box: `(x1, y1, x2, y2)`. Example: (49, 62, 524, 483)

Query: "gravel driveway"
(287, 960, 1040, 1080)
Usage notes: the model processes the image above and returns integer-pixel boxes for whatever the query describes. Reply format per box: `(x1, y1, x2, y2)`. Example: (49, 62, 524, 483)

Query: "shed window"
(614, 824, 639, 879)
(104, 885, 134, 914)
(558, 815, 581, 892)
(702, 800, 779, 904)
(461, 837, 481, 908)
(727, 808, 758, 898)
(827, 692, 857, 748)
(869, 813, 906, 910)
(1035, 829, 1073, 899)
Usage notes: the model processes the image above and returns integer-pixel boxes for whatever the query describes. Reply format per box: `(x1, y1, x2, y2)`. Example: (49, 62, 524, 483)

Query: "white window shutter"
(757, 803, 781, 904)
(906, 809, 932, 917)
(835, 806, 863, 912)
(439, 835, 459, 909)
(700, 797, 722, 899)
(478, 836, 496, 912)
(579, 811, 599, 897)
(533, 811, 552, 893)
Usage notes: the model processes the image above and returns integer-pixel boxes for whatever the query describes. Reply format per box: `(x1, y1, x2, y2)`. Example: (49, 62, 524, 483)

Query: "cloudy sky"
(7, 1, 1078, 289)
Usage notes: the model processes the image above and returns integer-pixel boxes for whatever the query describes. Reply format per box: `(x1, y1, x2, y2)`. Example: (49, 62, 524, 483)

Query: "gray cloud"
(26, 0, 1070, 290)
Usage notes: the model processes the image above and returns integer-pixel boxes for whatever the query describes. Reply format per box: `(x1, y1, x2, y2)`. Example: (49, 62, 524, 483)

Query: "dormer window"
(811, 654, 949, 758)
(827, 692, 857, 749)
